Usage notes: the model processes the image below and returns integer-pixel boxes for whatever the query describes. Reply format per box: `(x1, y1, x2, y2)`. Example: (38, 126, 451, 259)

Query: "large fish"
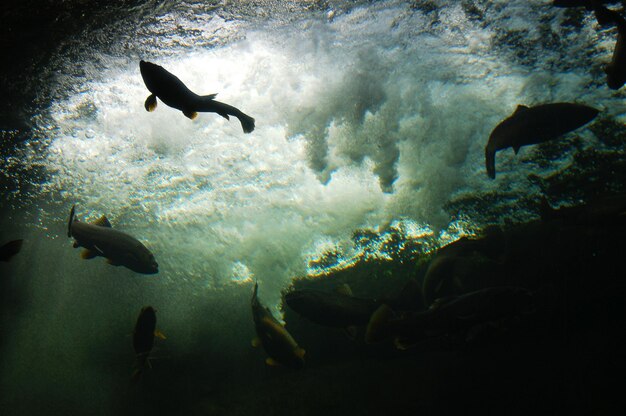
(0, 239, 23, 262)
(365, 286, 534, 348)
(251, 283, 305, 369)
(67, 205, 158, 274)
(132, 306, 166, 380)
(139, 60, 255, 133)
(285, 284, 380, 337)
(485, 103, 599, 179)
(552, 0, 619, 8)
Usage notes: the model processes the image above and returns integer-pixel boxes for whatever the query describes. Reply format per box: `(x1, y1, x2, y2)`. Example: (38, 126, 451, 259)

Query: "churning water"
(1, 1, 625, 415)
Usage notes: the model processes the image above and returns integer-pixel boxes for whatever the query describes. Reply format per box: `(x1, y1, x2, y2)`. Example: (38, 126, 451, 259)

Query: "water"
(1, 1, 625, 415)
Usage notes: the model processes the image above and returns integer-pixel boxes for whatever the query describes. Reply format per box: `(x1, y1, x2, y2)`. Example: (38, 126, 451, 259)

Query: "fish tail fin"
(485, 147, 496, 179)
(0, 239, 23, 262)
(237, 112, 255, 134)
(365, 304, 393, 344)
(67, 205, 76, 237)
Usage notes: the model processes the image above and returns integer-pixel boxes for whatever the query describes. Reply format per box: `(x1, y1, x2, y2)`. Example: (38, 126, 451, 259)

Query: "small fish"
(0, 239, 23, 262)
(67, 205, 158, 274)
(485, 103, 599, 179)
(132, 306, 166, 380)
(366, 286, 534, 349)
(139, 60, 255, 133)
(590, 2, 626, 89)
(251, 282, 305, 369)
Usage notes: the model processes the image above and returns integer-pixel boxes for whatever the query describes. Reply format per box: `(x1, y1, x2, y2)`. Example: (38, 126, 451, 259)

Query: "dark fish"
(485, 103, 599, 179)
(67, 205, 158, 274)
(132, 306, 165, 380)
(139, 60, 255, 133)
(365, 286, 534, 348)
(590, 2, 626, 89)
(540, 193, 626, 224)
(0, 239, 23, 262)
(252, 283, 305, 369)
(285, 284, 380, 329)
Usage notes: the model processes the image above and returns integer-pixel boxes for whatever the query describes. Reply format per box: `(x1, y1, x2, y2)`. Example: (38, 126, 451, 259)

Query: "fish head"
(127, 247, 159, 274)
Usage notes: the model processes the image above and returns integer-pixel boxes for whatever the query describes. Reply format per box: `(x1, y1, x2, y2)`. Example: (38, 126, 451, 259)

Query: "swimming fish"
(540, 193, 626, 224)
(132, 306, 166, 380)
(590, 2, 626, 89)
(67, 205, 158, 274)
(0, 239, 23, 262)
(284, 284, 380, 336)
(485, 103, 599, 179)
(139, 60, 255, 133)
(365, 286, 534, 349)
(251, 282, 305, 369)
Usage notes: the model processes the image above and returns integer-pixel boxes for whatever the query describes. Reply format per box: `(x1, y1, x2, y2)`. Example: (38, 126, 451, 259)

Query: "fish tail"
(67, 205, 76, 237)
(485, 147, 496, 179)
(365, 304, 393, 344)
(237, 112, 255, 134)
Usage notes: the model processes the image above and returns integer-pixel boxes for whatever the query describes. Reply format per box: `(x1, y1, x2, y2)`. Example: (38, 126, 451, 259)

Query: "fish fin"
(251, 337, 262, 348)
(365, 304, 393, 344)
(73, 241, 79, 248)
(183, 110, 198, 120)
(0, 239, 23, 262)
(265, 357, 279, 366)
(485, 147, 496, 179)
(513, 145, 521, 155)
(154, 330, 167, 340)
(202, 93, 218, 100)
(145, 94, 157, 112)
(237, 113, 255, 133)
(294, 347, 306, 359)
(344, 326, 358, 340)
(539, 197, 555, 221)
(81, 249, 98, 259)
(67, 205, 75, 237)
(335, 283, 353, 297)
(218, 111, 230, 121)
(513, 105, 528, 115)
(106, 258, 121, 266)
(91, 215, 112, 228)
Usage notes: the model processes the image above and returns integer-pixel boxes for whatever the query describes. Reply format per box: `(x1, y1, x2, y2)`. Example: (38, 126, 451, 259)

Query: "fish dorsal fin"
(92, 216, 112, 227)
(513, 145, 521, 155)
(336, 284, 353, 297)
(203, 93, 218, 100)
(514, 105, 529, 115)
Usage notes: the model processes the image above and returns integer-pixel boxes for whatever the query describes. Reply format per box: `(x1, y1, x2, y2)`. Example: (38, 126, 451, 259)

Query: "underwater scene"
(1, 0, 625, 414)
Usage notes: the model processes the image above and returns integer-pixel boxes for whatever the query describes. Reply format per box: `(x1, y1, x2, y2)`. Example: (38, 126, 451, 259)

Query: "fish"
(540, 193, 626, 224)
(251, 282, 305, 369)
(485, 103, 599, 179)
(0, 239, 23, 262)
(284, 284, 380, 337)
(139, 60, 255, 133)
(67, 205, 158, 274)
(132, 306, 166, 380)
(365, 286, 534, 349)
(590, 2, 626, 89)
